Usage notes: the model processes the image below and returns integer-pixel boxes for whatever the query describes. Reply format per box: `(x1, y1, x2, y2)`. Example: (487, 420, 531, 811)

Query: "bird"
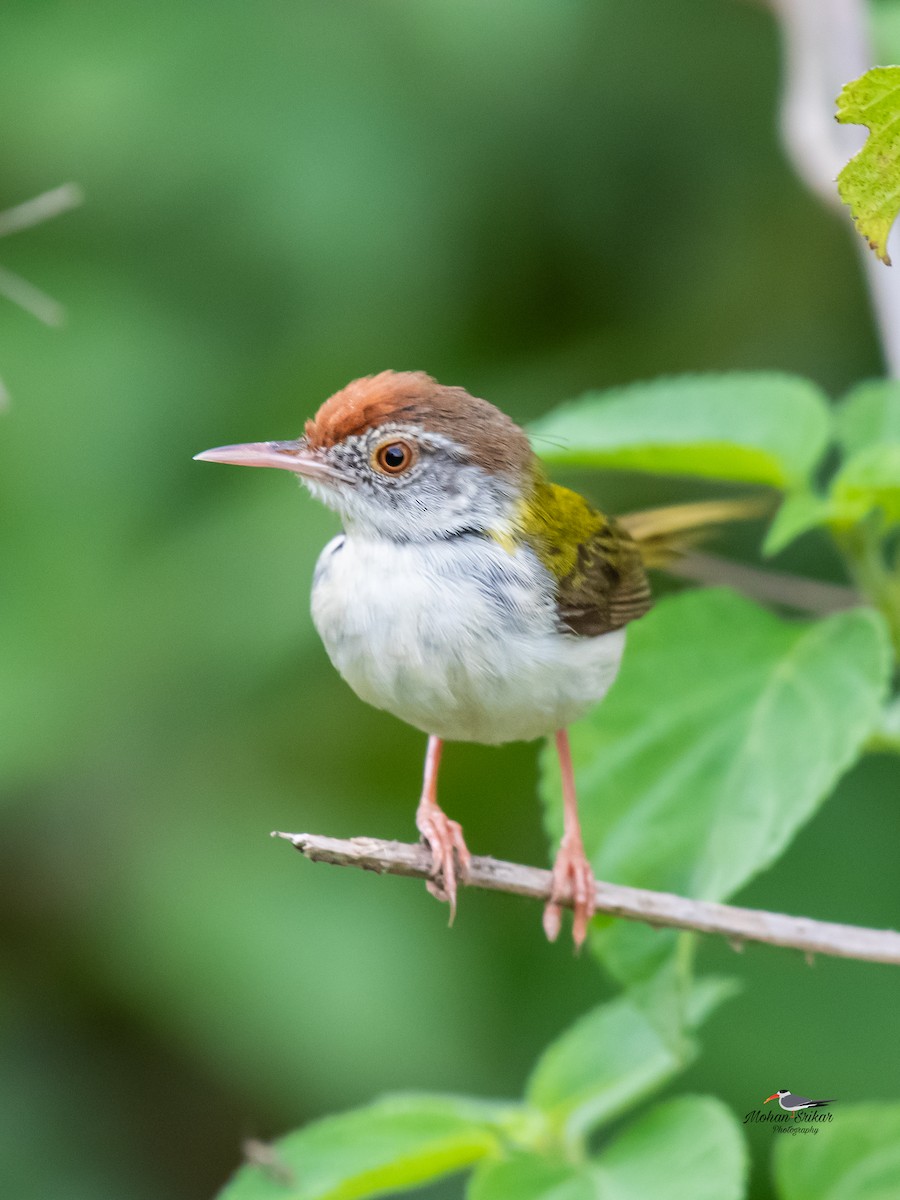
(195, 370, 760, 947)
(764, 1090, 836, 1117)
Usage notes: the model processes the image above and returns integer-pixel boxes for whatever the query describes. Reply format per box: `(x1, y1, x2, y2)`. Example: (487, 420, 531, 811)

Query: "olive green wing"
(553, 520, 652, 636)
(522, 481, 652, 637)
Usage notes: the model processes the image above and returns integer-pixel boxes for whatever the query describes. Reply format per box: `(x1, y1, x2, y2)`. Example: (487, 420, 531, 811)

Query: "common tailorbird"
(196, 370, 758, 947)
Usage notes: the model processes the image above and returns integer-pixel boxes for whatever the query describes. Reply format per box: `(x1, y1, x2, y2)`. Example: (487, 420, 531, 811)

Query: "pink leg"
(415, 735, 471, 923)
(543, 729, 597, 950)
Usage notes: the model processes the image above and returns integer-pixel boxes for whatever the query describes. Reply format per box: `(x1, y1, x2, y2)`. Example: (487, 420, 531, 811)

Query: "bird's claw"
(543, 835, 597, 951)
(416, 806, 471, 923)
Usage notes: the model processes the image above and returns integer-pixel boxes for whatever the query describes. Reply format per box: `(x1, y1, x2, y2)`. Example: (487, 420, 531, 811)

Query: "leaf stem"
(832, 522, 900, 656)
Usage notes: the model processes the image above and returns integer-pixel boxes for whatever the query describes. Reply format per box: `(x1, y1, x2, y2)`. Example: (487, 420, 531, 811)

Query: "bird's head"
(195, 371, 536, 541)
(764, 1090, 790, 1103)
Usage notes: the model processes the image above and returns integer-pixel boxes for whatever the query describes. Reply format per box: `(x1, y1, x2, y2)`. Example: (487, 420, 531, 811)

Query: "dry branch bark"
(274, 831, 900, 966)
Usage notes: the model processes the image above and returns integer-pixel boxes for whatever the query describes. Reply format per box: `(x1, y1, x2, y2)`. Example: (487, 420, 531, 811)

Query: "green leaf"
(594, 1096, 746, 1200)
(541, 590, 891, 983)
(835, 380, 900, 456)
(763, 380, 900, 549)
(769, 381, 900, 542)
(524, 979, 731, 1141)
(830, 443, 900, 525)
(470, 1097, 746, 1200)
(837, 66, 900, 263)
(620, 951, 740, 1056)
(762, 490, 832, 556)
(216, 1094, 509, 1200)
(468, 1156, 593, 1200)
(529, 374, 831, 488)
(775, 1103, 900, 1200)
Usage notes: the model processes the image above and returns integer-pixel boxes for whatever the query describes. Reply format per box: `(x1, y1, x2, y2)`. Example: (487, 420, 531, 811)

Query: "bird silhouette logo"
(764, 1089, 836, 1117)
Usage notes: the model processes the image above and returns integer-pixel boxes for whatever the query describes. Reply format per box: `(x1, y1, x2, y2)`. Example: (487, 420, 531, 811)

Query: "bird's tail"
(619, 497, 772, 568)
(805, 1099, 836, 1107)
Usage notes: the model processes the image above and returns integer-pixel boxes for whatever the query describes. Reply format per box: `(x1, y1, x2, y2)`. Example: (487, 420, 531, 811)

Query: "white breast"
(311, 533, 625, 745)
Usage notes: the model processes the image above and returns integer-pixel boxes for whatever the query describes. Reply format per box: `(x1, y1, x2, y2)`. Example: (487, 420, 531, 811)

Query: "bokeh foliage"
(1, 2, 899, 1200)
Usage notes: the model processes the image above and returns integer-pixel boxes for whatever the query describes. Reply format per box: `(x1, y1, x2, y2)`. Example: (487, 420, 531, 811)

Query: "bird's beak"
(764, 1094, 779, 1104)
(193, 439, 347, 484)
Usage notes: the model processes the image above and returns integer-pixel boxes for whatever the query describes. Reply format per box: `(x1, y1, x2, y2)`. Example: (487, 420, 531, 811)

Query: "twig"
(670, 550, 861, 614)
(0, 183, 84, 238)
(0, 265, 66, 327)
(0, 182, 84, 346)
(274, 832, 900, 966)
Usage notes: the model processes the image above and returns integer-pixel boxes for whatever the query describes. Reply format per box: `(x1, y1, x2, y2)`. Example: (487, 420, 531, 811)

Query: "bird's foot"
(416, 802, 471, 923)
(543, 834, 597, 951)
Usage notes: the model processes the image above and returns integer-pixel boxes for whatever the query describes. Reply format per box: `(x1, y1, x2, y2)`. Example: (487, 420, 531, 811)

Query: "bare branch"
(0, 265, 66, 327)
(0, 184, 83, 336)
(0, 182, 84, 238)
(274, 831, 900, 966)
(670, 550, 862, 614)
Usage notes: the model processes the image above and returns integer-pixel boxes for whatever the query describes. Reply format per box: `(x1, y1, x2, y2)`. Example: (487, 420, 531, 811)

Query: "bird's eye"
(373, 440, 415, 475)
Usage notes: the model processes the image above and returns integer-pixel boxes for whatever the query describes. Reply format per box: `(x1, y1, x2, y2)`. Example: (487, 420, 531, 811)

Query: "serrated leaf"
(469, 1097, 746, 1200)
(529, 374, 831, 488)
(775, 1103, 900, 1200)
(836, 66, 900, 264)
(524, 978, 732, 1140)
(541, 590, 891, 983)
(216, 1094, 508, 1200)
(835, 379, 900, 455)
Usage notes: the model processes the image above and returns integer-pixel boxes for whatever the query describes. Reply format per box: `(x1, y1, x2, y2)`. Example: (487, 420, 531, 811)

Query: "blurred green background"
(1, 2, 897, 1198)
